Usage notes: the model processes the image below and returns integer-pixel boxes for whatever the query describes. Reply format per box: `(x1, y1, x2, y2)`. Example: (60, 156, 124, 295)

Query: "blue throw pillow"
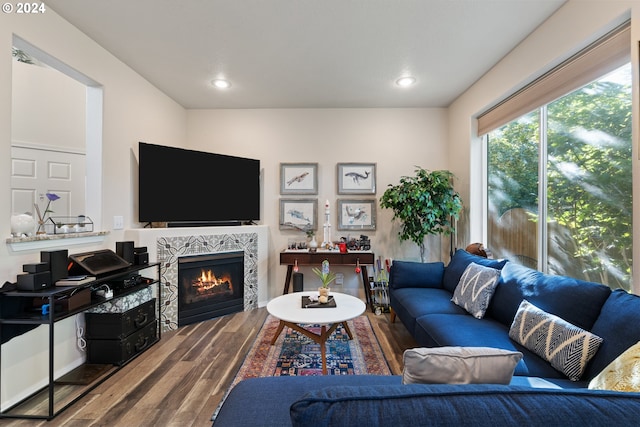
(389, 260, 444, 289)
(442, 250, 508, 293)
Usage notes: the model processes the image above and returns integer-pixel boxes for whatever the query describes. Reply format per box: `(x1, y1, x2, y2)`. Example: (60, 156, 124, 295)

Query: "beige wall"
(448, 0, 640, 292)
(186, 108, 449, 300)
(0, 10, 187, 407)
(2, 0, 640, 409)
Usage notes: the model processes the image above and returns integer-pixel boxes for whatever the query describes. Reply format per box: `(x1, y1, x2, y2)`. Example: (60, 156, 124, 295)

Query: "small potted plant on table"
(313, 260, 337, 303)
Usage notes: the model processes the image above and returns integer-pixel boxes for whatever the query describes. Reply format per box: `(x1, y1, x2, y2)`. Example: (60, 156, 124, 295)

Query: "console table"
(0, 263, 161, 420)
(279, 251, 375, 310)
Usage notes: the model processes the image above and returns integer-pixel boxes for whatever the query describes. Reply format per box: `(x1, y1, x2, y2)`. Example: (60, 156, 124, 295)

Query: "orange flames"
(193, 269, 233, 292)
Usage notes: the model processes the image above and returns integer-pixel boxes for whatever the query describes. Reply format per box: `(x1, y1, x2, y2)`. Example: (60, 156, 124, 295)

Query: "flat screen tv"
(138, 142, 260, 226)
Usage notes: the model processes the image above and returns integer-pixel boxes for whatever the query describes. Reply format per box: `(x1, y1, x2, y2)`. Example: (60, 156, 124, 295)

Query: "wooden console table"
(279, 250, 375, 310)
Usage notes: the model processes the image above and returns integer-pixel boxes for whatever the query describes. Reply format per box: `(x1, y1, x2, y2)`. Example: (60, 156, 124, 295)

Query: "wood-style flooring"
(0, 307, 416, 427)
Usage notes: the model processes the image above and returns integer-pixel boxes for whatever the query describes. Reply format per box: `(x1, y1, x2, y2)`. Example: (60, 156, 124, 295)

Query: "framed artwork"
(280, 163, 318, 195)
(279, 199, 318, 230)
(337, 163, 376, 194)
(337, 199, 376, 231)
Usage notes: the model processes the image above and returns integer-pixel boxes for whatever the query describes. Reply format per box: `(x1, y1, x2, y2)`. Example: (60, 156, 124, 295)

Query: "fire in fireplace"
(178, 251, 244, 326)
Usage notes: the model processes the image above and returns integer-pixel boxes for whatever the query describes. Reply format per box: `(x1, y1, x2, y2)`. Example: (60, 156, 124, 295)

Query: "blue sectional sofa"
(213, 250, 640, 426)
(389, 249, 640, 385)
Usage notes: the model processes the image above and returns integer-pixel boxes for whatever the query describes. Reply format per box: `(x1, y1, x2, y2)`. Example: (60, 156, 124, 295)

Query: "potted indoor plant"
(380, 167, 462, 262)
(312, 260, 336, 303)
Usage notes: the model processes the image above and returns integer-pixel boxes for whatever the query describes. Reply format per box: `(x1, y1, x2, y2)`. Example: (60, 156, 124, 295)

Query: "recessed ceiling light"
(396, 76, 416, 87)
(211, 79, 231, 89)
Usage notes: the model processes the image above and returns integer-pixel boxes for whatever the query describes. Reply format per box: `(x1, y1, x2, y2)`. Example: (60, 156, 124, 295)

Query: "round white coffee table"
(266, 291, 366, 374)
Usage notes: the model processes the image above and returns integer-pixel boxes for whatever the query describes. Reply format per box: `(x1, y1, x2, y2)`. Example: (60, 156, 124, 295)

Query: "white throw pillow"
(402, 346, 523, 385)
(451, 262, 501, 319)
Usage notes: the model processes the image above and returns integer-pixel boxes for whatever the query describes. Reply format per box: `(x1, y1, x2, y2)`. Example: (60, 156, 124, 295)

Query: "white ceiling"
(47, 0, 566, 109)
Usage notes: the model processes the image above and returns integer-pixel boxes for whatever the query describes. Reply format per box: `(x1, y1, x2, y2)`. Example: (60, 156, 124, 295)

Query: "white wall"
(448, 0, 640, 291)
(186, 108, 449, 300)
(0, 10, 187, 408)
(12, 59, 85, 150)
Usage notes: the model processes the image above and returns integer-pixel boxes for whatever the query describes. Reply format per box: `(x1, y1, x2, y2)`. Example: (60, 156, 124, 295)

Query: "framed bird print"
(280, 163, 318, 195)
(337, 163, 376, 194)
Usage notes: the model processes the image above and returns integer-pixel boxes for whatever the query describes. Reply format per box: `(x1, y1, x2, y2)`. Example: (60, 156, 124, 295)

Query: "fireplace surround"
(126, 226, 268, 332)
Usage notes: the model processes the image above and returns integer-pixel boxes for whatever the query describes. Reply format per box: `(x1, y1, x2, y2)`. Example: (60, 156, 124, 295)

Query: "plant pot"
(318, 287, 330, 303)
(308, 235, 318, 249)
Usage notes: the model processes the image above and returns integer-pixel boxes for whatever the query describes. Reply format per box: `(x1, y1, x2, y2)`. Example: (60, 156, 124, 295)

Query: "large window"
(487, 63, 632, 290)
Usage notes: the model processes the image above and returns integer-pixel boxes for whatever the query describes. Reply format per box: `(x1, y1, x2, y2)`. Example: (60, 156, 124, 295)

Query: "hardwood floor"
(0, 307, 416, 427)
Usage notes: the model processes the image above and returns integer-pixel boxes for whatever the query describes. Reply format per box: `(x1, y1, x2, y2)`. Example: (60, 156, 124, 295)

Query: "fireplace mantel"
(125, 225, 269, 331)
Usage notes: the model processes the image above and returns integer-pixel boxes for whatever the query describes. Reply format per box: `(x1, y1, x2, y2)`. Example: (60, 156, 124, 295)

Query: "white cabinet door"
(11, 145, 86, 218)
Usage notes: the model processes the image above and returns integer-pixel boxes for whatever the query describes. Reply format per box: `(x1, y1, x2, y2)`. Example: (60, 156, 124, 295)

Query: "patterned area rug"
(212, 314, 391, 421)
(232, 314, 391, 382)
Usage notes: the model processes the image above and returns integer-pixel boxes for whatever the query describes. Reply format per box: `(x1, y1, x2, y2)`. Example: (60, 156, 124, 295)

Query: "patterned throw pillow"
(451, 262, 501, 319)
(509, 300, 603, 381)
(588, 341, 640, 391)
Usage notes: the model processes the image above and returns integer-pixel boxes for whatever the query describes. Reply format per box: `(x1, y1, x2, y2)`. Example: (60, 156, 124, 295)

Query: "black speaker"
(17, 271, 52, 291)
(134, 252, 149, 266)
(23, 262, 49, 273)
(41, 250, 68, 283)
(293, 272, 303, 292)
(116, 241, 135, 264)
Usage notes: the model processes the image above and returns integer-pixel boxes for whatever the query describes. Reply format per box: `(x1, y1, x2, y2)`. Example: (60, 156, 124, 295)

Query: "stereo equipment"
(40, 249, 68, 283)
(293, 272, 304, 292)
(68, 250, 131, 276)
(23, 262, 49, 273)
(134, 252, 149, 266)
(116, 241, 135, 264)
(133, 246, 149, 266)
(17, 271, 52, 291)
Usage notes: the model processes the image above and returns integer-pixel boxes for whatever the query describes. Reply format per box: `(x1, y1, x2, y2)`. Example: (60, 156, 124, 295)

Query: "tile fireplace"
(126, 226, 268, 332)
(178, 251, 244, 326)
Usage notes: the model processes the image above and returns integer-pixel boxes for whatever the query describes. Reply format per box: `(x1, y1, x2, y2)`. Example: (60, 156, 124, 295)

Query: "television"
(138, 142, 260, 226)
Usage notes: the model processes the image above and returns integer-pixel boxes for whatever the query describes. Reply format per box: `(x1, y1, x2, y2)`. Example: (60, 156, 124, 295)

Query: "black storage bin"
(87, 321, 157, 365)
(86, 298, 156, 340)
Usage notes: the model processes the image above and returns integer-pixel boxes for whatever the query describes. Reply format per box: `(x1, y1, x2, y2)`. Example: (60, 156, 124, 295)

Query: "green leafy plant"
(380, 168, 462, 262)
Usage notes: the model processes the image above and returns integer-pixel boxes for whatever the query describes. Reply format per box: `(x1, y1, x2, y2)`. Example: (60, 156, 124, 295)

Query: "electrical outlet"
(113, 215, 124, 230)
(335, 273, 344, 285)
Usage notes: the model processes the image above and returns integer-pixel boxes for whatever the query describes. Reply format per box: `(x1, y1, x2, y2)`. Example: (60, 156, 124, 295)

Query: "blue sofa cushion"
(585, 290, 640, 380)
(290, 384, 640, 427)
(389, 260, 444, 289)
(487, 262, 611, 330)
(390, 288, 466, 336)
(414, 313, 563, 378)
(214, 375, 402, 426)
(442, 250, 508, 293)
